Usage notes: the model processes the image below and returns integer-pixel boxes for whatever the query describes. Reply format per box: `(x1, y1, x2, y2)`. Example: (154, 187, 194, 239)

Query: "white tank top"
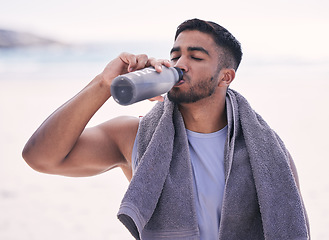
(186, 126, 227, 239)
(132, 126, 227, 240)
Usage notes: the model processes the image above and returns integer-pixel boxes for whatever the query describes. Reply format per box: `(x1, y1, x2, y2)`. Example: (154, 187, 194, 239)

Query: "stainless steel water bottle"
(111, 66, 183, 105)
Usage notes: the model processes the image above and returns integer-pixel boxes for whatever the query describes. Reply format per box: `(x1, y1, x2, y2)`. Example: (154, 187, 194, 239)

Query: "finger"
(146, 57, 161, 72)
(134, 54, 149, 71)
(147, 58, 171, 72)
(162, 59, 172, 68)
(119, 52, 137, 72)
(148, 95, 164, 102)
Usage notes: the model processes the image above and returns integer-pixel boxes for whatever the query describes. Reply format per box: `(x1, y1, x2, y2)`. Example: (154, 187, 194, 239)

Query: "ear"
(218, 68, 235, 87)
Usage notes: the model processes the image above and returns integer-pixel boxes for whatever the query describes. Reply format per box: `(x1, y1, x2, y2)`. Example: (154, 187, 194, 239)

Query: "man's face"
(168, 30, 222, 104)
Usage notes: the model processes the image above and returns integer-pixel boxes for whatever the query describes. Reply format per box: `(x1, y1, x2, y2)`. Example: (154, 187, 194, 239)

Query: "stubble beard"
(167, 70, 220, 104)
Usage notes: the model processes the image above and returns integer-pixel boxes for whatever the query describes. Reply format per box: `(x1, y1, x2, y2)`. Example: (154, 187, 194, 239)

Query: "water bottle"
(111, 66, 183, 105)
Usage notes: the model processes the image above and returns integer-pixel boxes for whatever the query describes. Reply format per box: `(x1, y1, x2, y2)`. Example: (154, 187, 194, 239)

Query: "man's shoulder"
(101, 116, 139, 136)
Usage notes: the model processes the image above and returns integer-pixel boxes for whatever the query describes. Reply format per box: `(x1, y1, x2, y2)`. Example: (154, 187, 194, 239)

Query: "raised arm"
(22, 53, 170, 180)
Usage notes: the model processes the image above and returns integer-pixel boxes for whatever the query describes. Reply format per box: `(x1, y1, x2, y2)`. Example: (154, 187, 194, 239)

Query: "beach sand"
(1, 59, 328, 239)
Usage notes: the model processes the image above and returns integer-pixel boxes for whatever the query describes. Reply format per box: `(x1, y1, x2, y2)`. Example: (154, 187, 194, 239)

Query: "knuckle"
(138, 54, 148, 60)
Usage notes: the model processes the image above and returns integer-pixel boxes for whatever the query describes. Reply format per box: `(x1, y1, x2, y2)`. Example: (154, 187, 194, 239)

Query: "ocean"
(0, 43, 328, 239)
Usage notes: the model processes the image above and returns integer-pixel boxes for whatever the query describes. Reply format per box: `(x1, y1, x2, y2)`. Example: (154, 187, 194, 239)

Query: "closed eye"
(171, 56, 180, 61)
(171, 56, 204, 62)
(191, 56, 203, 61)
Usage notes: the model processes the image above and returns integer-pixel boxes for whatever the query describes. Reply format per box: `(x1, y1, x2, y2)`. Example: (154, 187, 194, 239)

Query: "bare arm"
(22, 53, 170, 179)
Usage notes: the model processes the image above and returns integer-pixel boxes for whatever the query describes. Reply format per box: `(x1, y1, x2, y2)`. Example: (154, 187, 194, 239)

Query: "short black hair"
(175, 18, 243, 70)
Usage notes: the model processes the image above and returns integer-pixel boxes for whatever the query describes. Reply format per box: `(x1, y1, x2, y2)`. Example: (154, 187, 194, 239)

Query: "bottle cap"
(174, 67, 184, 81)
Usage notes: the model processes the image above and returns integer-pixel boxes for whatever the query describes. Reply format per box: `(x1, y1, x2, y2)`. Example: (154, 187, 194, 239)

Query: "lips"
(174, 79, 185, 87)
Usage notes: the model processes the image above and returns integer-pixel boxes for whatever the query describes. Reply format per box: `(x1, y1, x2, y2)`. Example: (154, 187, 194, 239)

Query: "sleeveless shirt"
(132, 126, 227, 240)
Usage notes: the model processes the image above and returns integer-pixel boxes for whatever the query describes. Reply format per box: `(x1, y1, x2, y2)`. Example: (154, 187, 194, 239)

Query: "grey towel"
(220, 89, 309, 239)
(117, 89, 309, 240)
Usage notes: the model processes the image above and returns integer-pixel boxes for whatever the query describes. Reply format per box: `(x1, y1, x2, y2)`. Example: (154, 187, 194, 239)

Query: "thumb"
(148, 96, 164, 102)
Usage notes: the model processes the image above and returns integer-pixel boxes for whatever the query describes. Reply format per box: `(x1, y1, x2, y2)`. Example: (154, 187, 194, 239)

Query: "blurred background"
(0, 0, 328, 239)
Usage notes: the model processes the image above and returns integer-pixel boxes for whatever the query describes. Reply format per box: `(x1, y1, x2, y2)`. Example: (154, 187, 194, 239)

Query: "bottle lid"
(174, 67, 184, 81)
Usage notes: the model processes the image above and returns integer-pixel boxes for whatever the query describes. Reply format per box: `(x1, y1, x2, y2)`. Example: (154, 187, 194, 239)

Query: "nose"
(173, 57, 189, 73)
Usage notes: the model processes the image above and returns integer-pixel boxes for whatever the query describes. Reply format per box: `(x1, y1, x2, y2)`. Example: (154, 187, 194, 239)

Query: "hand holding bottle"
(111, 66, 183, 105)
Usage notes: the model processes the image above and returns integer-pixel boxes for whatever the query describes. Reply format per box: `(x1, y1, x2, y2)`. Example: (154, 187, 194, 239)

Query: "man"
(22, 19, 309, 239)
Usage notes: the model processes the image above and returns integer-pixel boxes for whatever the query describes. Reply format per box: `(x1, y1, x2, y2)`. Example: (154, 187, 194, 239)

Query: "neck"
(178, 93, 227, 133)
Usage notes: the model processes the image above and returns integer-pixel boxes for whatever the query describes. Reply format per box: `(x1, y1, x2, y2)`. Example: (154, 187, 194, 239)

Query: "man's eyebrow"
(170, 47, 180, 54)
(170, 46, 210, 56)
(188, 47, 209, 55)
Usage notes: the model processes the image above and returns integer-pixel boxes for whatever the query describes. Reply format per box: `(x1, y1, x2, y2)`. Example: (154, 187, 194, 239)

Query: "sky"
(0, 0, 328, 59)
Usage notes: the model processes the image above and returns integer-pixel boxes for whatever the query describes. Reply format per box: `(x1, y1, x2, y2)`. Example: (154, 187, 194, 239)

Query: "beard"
(167, 70, 220, 104)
